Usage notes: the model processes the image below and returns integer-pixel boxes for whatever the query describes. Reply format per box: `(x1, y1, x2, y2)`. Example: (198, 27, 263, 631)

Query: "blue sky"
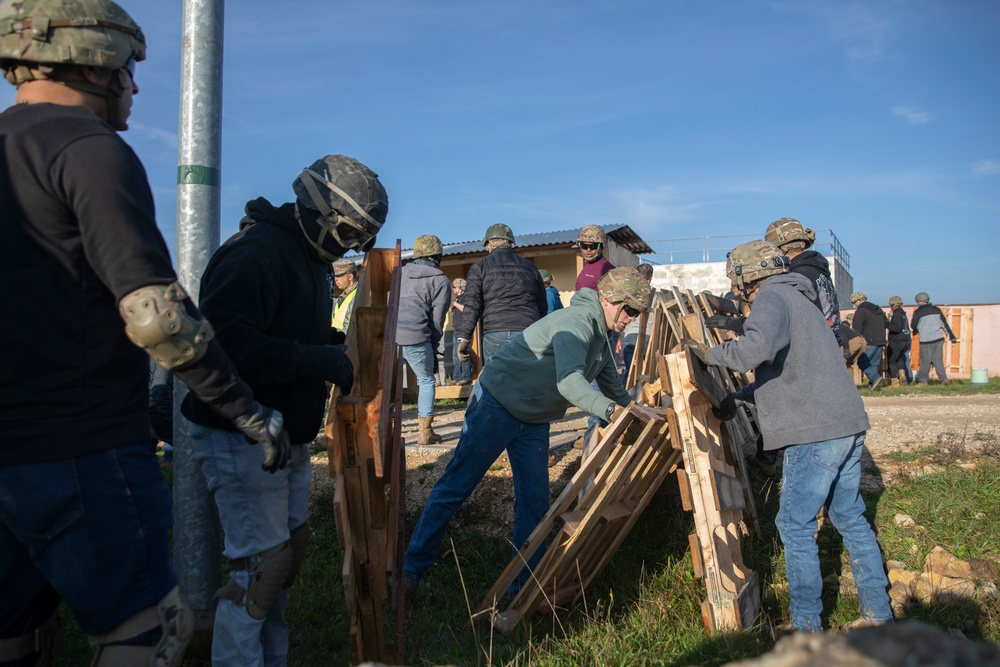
(5, 1, 997, 304)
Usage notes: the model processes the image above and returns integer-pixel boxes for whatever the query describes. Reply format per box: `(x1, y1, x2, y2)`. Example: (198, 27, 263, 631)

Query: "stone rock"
(721, 620, 1000, 667)
(969, 558, 998, 582)
(922, 463, 946, 475)
(925, 546, 973, 579)
(913, 574, 937, 604)
(888, 581, 911, 615)
(885, 560, 907, 571)
(823, 573, 840, 588)
(977, 581, 998, 598)
(975, 512, 987, 520)
(893, 513, 916, 528)
(888, 568, 918, 588)
(929, 573, 977, 600)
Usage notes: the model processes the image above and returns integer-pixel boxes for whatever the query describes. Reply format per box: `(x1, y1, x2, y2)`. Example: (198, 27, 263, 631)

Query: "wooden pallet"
(326, 243, 405, 665)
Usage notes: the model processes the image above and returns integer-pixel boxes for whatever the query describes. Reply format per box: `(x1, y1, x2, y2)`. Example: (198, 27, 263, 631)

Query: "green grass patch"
(858, 376, 1000, 397)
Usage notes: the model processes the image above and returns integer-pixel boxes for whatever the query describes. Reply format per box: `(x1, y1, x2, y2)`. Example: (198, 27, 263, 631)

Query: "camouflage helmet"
(850, 291, 866, 303)
(764, 217, 815, 251)
(888, 295, 903, 307)
(915, 292, 930, 303)
(576, 225, 605, 246)
(597, 267, 653, 313)
(725, 240, 790, 292)
(293, 155, 388, 258)
(0, 0, 146, 85)
(482, 223, 514, 246)
(332, 259, 357, 276)
(538, 268, 553, 284)
(412, 234, 442, 259)
(452, 277, 466, 290)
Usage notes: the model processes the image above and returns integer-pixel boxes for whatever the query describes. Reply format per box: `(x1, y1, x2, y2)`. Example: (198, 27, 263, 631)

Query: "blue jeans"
(0, 443, 176, 639)
(777, 432, 891, 631)
(191, 424, 312, 667)
(402, 342, 437, 417)
(451, 333, 472, 383)
(858, 344, 883, 385)
(482, 331, 518, 363)
(404, 384, 550, 592)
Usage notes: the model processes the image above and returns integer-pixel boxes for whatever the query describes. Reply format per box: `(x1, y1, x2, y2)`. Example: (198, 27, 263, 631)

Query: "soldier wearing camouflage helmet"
(0, 1, 297, 664)
(850, 291, 889, 390)
(181, 154, 384, 664)
(448, 277, 473, 385)
(574, 224, 615, 291)
(910, 292, 958, 385)
(397, 234, 451, 444)
(404, 266, 649, 607)
(700, 240, 892, 633)
(539, 268, 564, 314)
(454, 223, 546, 365)
(332, 259, 359, 332)
(886, 296, 912, 384)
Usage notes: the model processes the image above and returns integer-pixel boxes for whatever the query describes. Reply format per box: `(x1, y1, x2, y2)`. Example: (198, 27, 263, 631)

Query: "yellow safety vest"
(332, 286, 358, 331)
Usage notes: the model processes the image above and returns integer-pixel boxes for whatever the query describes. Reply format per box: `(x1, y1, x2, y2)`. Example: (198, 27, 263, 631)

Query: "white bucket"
(970, 368, 989, 385)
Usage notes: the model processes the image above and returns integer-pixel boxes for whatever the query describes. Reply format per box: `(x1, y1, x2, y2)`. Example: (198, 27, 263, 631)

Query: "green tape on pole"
(177, 165, 221, 186)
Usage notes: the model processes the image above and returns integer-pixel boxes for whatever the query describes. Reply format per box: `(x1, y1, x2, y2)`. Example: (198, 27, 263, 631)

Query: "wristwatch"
(605, 402, 617, 421)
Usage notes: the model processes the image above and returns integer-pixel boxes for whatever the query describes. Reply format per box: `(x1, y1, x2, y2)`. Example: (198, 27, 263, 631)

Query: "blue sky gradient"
(5, 1, 997, 304)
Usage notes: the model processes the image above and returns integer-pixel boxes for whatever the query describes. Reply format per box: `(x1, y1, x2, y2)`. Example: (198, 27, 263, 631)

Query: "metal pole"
(174, 0, 225, 630)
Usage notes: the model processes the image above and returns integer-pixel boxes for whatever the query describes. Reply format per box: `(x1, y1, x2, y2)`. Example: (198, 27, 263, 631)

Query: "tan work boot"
(897, 369, 907, 384)
(417, 416, 443, 445)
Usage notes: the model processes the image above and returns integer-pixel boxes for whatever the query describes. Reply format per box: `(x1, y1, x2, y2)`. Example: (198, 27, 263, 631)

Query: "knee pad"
(0, 611, 60, 666)
(216, 542, 293, 620)
(89, 585, 193, 667)
(283, 522, 311, 590)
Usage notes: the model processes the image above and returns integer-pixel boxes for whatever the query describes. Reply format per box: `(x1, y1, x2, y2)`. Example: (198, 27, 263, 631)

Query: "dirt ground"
(310, 393, 1000, 539)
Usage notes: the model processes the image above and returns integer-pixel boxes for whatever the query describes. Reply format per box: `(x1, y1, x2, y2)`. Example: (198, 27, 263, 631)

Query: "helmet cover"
(725, 240, 790, 292)
(482, 223, 514, 246)
(576, 225, 605, 245)
(914, 292, 930, 303)
(412, 234, 442, 259)
(597, 267, 653, 312)
(764, 217, 815, 251)
(850, 291, 867, 303)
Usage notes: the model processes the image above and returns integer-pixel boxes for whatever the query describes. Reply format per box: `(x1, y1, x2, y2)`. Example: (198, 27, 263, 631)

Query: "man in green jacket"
(403, 268, 652, 603)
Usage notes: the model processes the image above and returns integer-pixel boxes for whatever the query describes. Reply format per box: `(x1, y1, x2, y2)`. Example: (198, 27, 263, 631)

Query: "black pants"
(887, 340, 910, 378)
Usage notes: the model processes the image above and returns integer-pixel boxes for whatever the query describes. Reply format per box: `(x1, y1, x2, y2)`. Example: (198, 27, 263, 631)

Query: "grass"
(54, 387, 1000, 665)
(857, 376, 1000, 397)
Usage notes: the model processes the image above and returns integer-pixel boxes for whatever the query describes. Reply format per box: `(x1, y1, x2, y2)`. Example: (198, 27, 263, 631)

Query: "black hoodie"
(790, 250, 842, 343)
(182, 198, 334, 444)
(853, 301, 889, 346)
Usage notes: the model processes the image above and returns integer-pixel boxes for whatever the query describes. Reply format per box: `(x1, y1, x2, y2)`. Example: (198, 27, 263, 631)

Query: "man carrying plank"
(403, 268, 652, 607)
(689, 240, 892, 633)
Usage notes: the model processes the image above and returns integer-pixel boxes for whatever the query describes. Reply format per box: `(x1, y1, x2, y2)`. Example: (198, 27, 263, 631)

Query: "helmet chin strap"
(54, 67, 131, 130)
(295, 206, 345, 264)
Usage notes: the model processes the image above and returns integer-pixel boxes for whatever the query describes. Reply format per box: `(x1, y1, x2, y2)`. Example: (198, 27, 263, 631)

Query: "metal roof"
(396, 223, 653, 259)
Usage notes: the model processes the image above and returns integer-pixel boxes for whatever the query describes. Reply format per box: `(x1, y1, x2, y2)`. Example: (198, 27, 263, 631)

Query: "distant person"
(183, 154, 383, 665)
(398, 235, 451, 444)
(403, 268, 651, 607)
(850, 292, 888, 391)
(619, 264, 655, 381)
(331, 258, 359, 333)
(455, 224, 546, 364)
(911, 292, 958, 385)
(149, 359, 174, 463)
(886, 296, 912, 385)
(839, 319, 867, 368)
(539, 268, 564, 313)
(698, 240, 892, 633)
(574, 225, 615, 291)
(449, 278, 472, 386)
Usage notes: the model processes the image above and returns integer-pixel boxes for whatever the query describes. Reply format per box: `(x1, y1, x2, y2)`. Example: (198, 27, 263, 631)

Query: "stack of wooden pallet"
(475, 286, 764, 634)
(325, 244, 406, 665)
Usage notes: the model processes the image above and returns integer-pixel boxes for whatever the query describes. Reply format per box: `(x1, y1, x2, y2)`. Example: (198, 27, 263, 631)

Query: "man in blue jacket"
(404, 268, 652, 606)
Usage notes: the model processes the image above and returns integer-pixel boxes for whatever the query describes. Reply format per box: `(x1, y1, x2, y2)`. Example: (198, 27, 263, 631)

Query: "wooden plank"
(676, 469, 694, 511)
(689, 533, 704, 578)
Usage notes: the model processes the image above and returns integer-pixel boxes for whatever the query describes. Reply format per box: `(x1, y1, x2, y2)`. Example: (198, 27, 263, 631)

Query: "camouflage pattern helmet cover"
(452, 278, 466, 290)
(888, 295, 903, 307)
(0, 0, 146, 82)
(292, 155, 388, 253)
(725, 240, 790, 292)
(332, 259, 357, 276)
(482, 223, 514, 246)
(538, 268, 553, 283)
(597, 267, 653, 312)
(764, 217, 815, 250)
(576, 225, 605, 245)
(850, 291, 866, 303)
(915, 292, 930, 303)
(412, 234, 442, 259)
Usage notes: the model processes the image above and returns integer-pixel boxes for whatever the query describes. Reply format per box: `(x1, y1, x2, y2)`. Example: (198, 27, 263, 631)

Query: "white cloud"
(892, 105, 933, 125)
(972, 159, 1000, 177)
(772, 1, 892, 63)
(129, 122, 178, 150)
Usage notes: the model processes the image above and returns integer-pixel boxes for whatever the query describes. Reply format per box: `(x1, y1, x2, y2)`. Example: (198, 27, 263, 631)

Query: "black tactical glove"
(232, 402, 291, 473)
(705, 315, 746, 336)
(296, 344, 354, 395)
(330, 328, 346, 345)
(712, 394, 738, 421)
(456, 338, 471, 362)
(681, 339, 709, 365)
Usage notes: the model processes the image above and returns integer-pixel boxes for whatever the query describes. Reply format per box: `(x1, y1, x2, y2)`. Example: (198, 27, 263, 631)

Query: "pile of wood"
(475, 286, 764, 634)
(325, 244, 406, 665)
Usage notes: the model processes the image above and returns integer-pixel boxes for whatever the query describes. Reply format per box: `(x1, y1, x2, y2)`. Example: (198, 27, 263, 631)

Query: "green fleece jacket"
(477, 288, 632, 424)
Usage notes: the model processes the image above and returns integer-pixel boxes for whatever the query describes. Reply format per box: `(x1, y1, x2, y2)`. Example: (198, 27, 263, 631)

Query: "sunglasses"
(623, 304, 641, 318)
(579, 242, 601, 251)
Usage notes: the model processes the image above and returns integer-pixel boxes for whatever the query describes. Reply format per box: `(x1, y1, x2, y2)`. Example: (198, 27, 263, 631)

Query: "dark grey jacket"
(708, 273, 870, 450)
(396, 259, 451, 350)
(455, 247, 547, 339)
(853, 301, 888, 345)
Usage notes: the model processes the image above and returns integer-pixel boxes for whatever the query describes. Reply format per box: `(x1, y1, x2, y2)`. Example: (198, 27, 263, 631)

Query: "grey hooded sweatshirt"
(707, 273, 870, 450)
